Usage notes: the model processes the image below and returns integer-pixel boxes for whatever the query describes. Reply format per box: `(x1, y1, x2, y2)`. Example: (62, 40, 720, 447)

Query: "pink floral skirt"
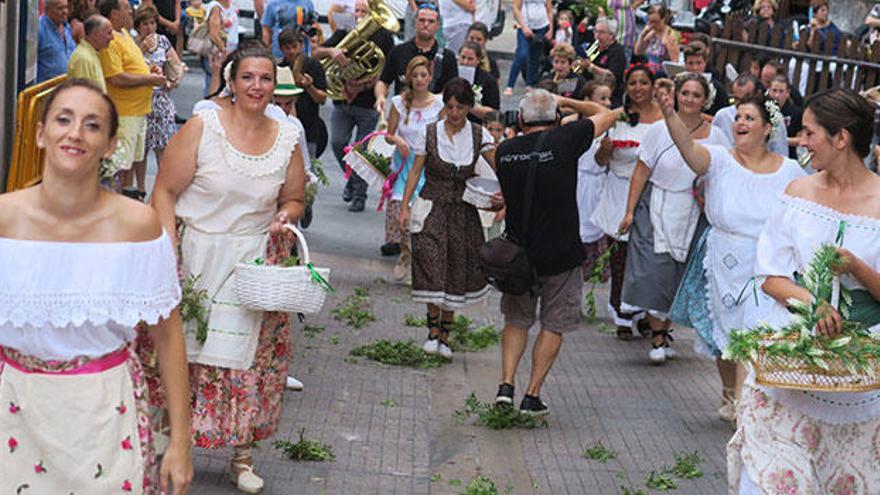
(728, 384, 880, 494)
(0, 345, 157, 494)
(139, 231, 293, 449)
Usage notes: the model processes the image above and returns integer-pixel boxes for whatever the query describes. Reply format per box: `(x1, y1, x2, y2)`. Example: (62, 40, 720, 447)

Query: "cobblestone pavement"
(186, 157, 733, 495)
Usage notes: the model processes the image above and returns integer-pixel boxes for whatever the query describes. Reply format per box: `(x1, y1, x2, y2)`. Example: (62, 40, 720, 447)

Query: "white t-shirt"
(439, 0, 474, 26)
(521, 0, 549, 30)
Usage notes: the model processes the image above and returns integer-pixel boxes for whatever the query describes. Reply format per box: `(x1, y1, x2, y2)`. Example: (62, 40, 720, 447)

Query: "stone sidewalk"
(188, 252, 732, 495)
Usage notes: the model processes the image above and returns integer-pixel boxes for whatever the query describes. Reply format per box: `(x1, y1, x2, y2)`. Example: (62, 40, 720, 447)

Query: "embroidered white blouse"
(413, 120, 495, 167)
(0, 233, 181, 361)
(752, 194, 880, 423)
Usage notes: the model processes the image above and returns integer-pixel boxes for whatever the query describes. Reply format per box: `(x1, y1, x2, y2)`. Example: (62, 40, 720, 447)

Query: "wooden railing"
(709, 15, 880, 96)
(6, 75, 67, 192)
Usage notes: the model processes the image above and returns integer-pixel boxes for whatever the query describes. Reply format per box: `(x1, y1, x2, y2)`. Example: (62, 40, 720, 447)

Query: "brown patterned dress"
(411, 122, 490, 308)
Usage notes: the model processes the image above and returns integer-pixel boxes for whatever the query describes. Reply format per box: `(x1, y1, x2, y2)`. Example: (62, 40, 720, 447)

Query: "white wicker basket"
(343, 135, 395, 190)
(462, 177, 500, 209)
(234, 224, 332, 314)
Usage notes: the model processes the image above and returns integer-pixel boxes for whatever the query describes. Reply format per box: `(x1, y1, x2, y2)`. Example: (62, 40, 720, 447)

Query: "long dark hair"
(622, 58, 655, 126)
(805, 89, 875, 159)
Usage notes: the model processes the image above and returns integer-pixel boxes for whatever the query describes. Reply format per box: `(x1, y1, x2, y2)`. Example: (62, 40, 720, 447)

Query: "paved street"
(156, 46, 733, 495)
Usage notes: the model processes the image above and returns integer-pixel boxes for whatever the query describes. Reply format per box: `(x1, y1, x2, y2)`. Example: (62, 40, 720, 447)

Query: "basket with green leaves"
(725, 245, 880, 392)
(342, 131, 394, 190)
(234, 224, 334, 314)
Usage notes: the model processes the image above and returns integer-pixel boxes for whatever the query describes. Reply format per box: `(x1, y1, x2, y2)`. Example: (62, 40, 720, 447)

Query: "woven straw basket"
(753, 337, 880, 392)
(234, 224, 331, 314)
(343, 135, 394, 190)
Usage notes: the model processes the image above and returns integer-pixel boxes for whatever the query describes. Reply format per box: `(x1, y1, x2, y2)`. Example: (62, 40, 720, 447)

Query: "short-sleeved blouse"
(640, 120, 726, 191)
(703, 145, 805, 238)
(753, 194, 880, 423)
(144, 34, 172, 95)
(0, 233, 181, 360)
(414, 120, 495, 167)
(391, 94, 444, 148)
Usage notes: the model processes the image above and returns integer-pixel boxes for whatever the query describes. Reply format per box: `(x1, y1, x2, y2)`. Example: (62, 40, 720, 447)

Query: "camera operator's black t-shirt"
(496, 119, 595, 276)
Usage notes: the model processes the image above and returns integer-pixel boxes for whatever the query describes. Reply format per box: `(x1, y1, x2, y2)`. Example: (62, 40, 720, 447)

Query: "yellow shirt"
(186, 5, 206, 22)
(68, 40, 107, 93)
(100, 29, 152, 116)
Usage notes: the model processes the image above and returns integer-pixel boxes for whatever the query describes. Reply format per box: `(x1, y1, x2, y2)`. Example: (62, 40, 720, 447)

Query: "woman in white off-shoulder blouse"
(730, 89, 880, 495)
(0, 79, 192, 494)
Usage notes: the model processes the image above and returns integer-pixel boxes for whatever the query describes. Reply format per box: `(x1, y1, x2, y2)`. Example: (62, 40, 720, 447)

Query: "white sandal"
(230, 459, 264, 494)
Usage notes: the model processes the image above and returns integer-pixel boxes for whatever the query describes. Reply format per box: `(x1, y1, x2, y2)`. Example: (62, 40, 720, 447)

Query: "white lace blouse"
(0, 232, 181, 361)
(753, 195, 880, 423)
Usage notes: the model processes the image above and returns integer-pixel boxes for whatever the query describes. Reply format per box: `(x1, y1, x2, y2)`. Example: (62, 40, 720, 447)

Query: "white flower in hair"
(764, 97, 784, 139)
(473, 84, 483, 105)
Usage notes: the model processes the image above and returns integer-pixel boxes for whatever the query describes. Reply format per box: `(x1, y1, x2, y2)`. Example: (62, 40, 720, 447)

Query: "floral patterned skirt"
(138, 231, 293, 449)
(0, 345, 157, 494)
(146, 89, 177, 152)
(728, 384, 880, 495)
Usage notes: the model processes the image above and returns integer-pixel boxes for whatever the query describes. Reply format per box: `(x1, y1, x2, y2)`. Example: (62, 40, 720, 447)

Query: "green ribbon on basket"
(307, 262, 335, 293)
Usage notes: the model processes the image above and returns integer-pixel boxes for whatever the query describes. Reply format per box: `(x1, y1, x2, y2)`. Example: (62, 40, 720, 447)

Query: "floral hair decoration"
(764, 97, 784, 140)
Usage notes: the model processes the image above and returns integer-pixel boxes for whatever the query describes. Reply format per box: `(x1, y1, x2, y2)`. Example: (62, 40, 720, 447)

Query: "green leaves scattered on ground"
(380, 398, 397, 407)
(459, 475, 513, 495)
(644, 471, 678, 491)
(447, 316, 501, 352)
(619, 487, 647, 495)
(273, 429, 335, 462)
(303, 325, 324, 338)
(452, 393, 547, 430)
(404, 313, 427, 327)
(330, 335, 339, 345)
(583, 442, 617, 463)
(332, 287, 376, 329)
(598, 322, 615, 334)
(668, 450, 703, 480)
(349, 339, 448, 368)
(430, 473, 442, 482)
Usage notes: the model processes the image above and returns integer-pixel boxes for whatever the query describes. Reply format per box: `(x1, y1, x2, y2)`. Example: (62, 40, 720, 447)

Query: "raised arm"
(658, 90, 711, 176)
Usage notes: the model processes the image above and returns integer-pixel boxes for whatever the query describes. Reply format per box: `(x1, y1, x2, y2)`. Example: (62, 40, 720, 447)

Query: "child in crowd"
(185, 0, 205, 35)
(555, 10, 575, 46)
(654, 77, 674, 105)
(577, 79, 615, 282)
(478, 111, 506, 241)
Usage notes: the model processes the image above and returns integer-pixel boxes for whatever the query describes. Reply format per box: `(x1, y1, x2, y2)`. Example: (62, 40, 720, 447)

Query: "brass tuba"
(321, 0, 399, 100)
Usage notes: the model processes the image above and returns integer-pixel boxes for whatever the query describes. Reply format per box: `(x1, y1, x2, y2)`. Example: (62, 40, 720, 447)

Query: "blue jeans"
(330, 103, 380, 200)
(506, 26, 548, 88)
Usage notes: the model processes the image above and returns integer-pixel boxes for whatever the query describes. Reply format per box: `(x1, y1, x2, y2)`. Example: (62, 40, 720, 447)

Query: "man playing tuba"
(314, 0, 396, 212)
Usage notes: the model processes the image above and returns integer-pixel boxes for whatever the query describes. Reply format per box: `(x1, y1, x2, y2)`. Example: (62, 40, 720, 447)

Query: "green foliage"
(353, 143, 393, 176)
(430, 474, 442, 482)
(303, 325, 324, 338)
(404, 313, 427, 327)
(644, 471, 678, 491)
(619, 487, 647, 495)
(459, 475, 513, 495)
(180, 275, 210, 345)
(447, 315, 501, 352)
(452, 393, 547, 430)
(273, 429, 335, 461)
(330, 335, 339, 345)
(584, 242, 617, 322)
(349, 339, 449, 368)
(582, 442, 617, 463)
(332, 287, 376, 329)
(667, 451, 703, 480)
(569, 0, 610, 21)
(309, 158, 329, 186)
(726, 245, 880, 375)
(380, 398, 398, 407)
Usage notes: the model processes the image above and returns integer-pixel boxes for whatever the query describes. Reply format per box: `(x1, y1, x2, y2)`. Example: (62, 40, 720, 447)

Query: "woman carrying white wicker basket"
(151, 45, 306, 494)
(729, 89, 880, 494)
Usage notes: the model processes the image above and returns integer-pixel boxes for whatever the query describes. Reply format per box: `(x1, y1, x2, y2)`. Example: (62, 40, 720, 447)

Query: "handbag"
(186, 21, 217, 56)
(479, 131, 548, 295)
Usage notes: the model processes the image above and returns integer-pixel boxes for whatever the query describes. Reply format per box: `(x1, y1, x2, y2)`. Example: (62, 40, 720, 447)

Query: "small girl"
(185, 0, 206, 35)
(554, 10, 575, 46)
(477, 111, 505, 241)
(654, 77, 674, 105)
(577, 79, 614, 282)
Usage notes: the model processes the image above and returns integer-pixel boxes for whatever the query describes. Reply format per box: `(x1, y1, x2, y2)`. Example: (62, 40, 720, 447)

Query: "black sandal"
(439, 319, 454, 347)
(426, 313, 441, 341)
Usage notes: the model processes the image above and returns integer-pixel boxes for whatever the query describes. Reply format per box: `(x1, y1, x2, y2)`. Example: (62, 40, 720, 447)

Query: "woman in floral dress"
(730, 89, 880, 494)
(399, 78, 496, 360)
(135, 5, 182, 189)
(152, 45, 306, 494)
(0, 79, 192, 494)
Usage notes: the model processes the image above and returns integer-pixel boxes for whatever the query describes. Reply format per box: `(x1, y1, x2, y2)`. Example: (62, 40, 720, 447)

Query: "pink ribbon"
(1, 346, 130, 375)
(377, 149, 408, 211)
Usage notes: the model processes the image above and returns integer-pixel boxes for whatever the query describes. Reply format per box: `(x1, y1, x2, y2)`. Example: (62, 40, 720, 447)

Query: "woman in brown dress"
(399, 78, 497, 360)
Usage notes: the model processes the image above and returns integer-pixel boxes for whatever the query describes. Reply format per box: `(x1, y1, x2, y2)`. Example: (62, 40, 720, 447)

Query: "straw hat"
(275, 66, 304, 97)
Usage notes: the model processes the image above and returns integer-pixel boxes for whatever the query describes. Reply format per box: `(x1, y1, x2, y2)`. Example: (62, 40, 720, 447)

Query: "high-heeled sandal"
(648, 329, 674, 364)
